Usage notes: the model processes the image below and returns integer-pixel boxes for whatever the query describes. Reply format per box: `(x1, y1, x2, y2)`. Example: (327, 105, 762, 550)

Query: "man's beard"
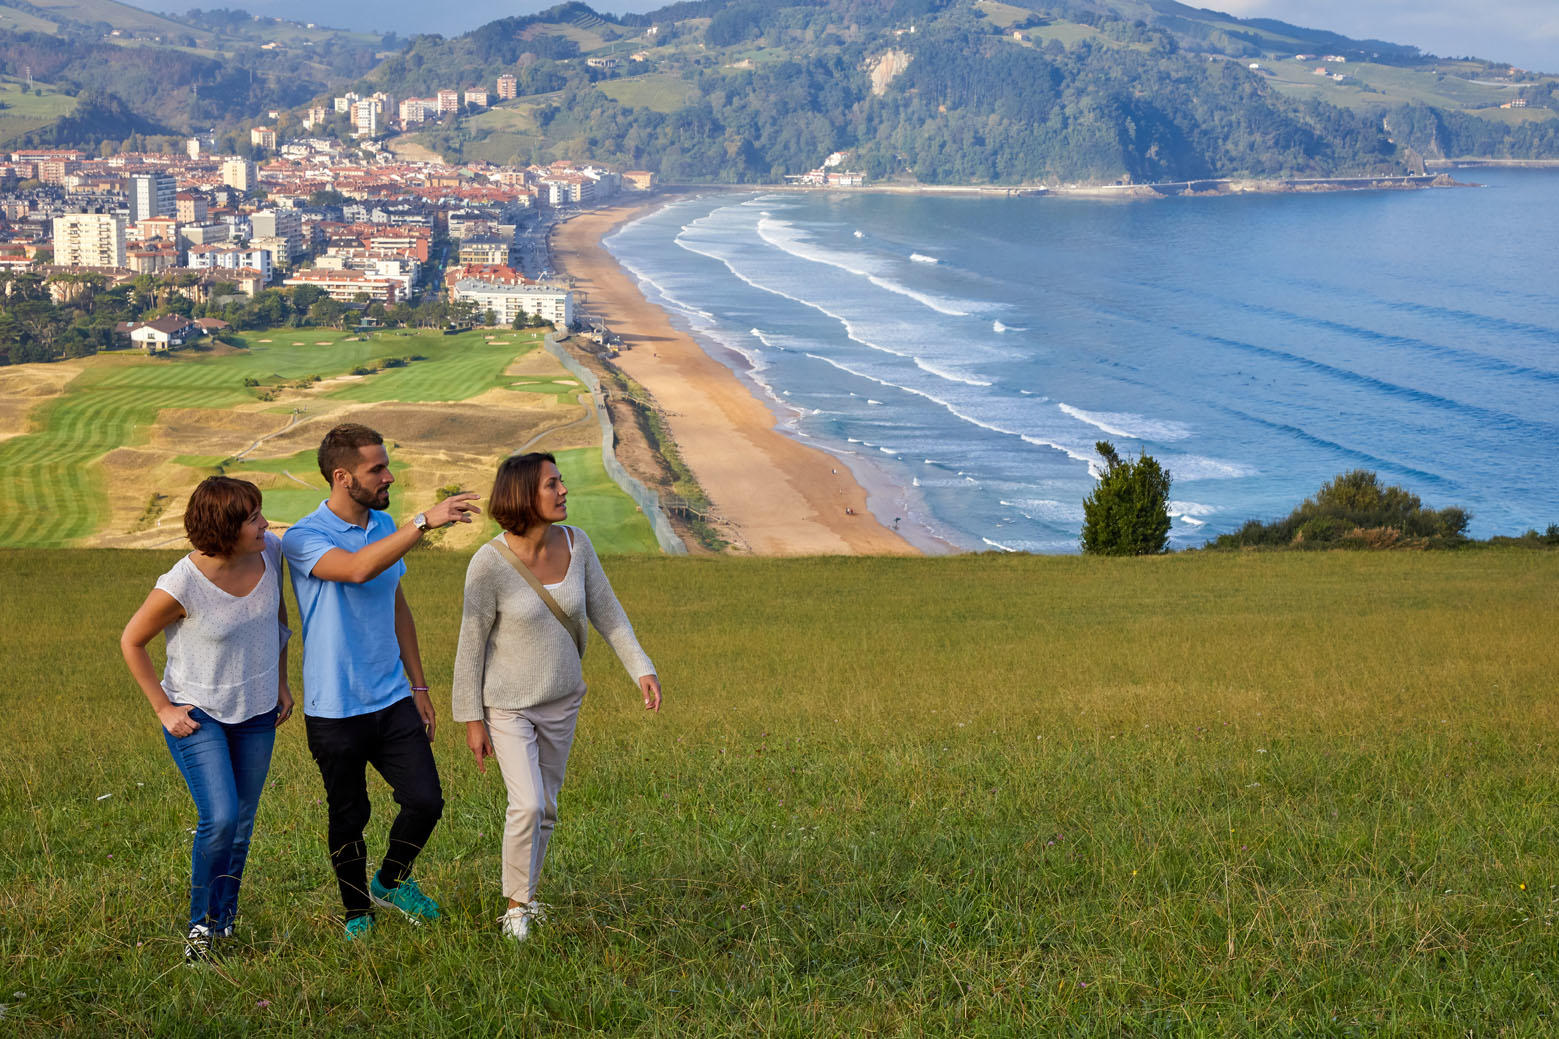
(348, 475, 390, 511)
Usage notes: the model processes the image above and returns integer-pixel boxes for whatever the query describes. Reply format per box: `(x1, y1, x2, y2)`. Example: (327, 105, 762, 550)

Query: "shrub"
(1210, 470, 1471, 549)
(1080, 441, 1171, 556)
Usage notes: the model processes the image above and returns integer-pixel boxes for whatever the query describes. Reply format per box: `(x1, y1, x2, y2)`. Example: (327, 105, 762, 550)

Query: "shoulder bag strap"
(491, 534, 585, 658)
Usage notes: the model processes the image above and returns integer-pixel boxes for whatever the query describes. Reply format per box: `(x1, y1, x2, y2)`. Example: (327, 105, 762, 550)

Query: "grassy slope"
(0, 548, 1555, 1034)
(0, 77, 78, 149)
(0, 329, 649, 550)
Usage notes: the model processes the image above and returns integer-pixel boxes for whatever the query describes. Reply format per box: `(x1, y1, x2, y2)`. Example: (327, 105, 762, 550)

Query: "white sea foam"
(867, 399, 883, 405)
(982, 537, 1017, 552)
(853, 229, 864, 238)
(1057, 404, 1194, 442)
(999, 498, 1086, 523)
(755, 215, 980, 317)
(1168, 500, 1217, 517)
(910, 252, 939, 264)
(913, 357, 992, 387)
(803, 351, 1099, 467)
(1164, 456, 1258, 480)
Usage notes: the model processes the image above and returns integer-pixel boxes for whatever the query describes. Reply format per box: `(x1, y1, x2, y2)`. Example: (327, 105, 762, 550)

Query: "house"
(130, 314, 200, 352)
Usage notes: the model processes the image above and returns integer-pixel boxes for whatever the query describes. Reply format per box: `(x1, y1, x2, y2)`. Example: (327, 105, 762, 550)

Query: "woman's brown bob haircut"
(184, 476, 263, 557)
(489, 452, 558, 535)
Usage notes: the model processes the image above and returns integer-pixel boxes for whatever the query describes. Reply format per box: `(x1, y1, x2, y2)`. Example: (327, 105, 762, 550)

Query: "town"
(0, 82, 661, 361)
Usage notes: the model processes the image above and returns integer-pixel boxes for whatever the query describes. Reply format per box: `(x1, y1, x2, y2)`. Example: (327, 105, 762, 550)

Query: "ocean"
(602, 169, 1559, 552)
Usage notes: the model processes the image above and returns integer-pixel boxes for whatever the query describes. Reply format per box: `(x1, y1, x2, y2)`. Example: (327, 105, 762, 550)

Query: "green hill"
(379, 0, 1558, 183)
(4, 0, 1557, 176)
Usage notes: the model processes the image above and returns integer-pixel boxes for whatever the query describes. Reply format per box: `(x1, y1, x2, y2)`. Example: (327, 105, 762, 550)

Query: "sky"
(170, 1, 1558, 73)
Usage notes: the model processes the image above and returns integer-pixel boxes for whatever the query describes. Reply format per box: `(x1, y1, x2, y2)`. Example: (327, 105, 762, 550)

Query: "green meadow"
(0, 329, 640, 547)
(2, 548, 1556, 1035)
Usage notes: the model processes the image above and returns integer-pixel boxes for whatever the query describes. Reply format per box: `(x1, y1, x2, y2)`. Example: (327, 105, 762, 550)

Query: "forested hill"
(371, 0, 1559, 184)
(4, 0, 1557, 182)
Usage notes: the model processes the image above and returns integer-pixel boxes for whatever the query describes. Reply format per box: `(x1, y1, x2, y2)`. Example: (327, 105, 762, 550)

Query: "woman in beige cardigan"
(452, 452, 662, 942)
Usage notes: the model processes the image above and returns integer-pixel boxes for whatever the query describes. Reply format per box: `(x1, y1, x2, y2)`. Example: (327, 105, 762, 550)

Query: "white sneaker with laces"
(499, 904, 533, 942)
(526, 899, 550, 923)
(184, 924, 214, 963)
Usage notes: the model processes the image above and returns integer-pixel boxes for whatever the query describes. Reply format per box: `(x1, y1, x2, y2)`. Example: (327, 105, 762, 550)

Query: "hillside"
(6, 547, 1559, 1032)
(0, 0, 384, 144)
(4, 0, 1557, 177)
(373, 0, 1559, 183)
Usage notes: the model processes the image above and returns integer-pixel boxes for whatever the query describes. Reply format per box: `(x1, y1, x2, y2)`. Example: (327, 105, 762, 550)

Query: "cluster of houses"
(1, 146, 660, 349)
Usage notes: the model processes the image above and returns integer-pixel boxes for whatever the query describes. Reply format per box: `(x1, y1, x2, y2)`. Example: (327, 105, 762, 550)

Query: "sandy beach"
(552, 202, 918, 556)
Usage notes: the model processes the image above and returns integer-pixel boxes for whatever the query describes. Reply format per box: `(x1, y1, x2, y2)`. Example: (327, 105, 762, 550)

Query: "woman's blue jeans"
(163, 706, 277, 932)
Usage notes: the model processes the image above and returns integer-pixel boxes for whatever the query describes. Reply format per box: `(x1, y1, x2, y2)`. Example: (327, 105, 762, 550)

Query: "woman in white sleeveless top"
(121, 476, 293, 963)
(451, 452, 662, 942)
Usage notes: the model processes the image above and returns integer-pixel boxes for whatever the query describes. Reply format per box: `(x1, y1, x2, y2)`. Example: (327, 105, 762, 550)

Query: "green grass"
(0, 78, 79, 147)
(0, 330, 578, 547)
(324, 332, 551, 403)
(596, 74, 699, 114)
(547, 446, 660, 555)
(1, 549, 1556, 1034)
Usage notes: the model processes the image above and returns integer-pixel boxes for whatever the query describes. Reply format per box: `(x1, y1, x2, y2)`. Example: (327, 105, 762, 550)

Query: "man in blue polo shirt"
(283, 422, 480, 939)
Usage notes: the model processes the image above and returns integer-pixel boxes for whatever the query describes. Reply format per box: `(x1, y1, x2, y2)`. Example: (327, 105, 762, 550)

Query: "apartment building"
(188, 243, 273, 284)
(129, 173, 176, 225)
(221, 158, 257, 193)
(175, 192, 209, 224)
(496, 74, 517, 100)
(52, 210, 126, 268)
(450, 279, 572, 327)
(282, 267, 402, 303)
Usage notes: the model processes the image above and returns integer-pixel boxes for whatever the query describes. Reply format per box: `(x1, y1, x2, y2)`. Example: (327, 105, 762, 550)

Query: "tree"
(1080, 440, 1172, 555)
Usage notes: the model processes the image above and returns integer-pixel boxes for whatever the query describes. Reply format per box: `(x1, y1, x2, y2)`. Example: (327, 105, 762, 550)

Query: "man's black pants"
(305, 696, 444, 919)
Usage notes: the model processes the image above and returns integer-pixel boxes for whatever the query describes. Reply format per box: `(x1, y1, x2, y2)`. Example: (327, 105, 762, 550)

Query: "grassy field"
(0, 328, 657, 550)
(597, 74, 700, 114)
(2, 548, 1556, 1035)
(0, 78, 79, 149)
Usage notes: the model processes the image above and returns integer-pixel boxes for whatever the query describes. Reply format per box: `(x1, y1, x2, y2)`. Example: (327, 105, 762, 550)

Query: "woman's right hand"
(159, 703, 200, 738)
(466, 721, 493, 774)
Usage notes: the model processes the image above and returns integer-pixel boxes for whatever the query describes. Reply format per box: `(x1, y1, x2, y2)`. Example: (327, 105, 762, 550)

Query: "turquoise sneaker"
(369, 872, 442, 923)
(344, 914, 375, 941)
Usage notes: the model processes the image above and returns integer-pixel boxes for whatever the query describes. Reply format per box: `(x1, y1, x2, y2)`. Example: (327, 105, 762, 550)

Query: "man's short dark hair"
(184, 476, 262, 556)
(317, 423, 384, 484)
(489, 452, 557, 535)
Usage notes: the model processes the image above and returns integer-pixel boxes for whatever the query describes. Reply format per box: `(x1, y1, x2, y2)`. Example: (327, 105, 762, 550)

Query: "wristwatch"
(412, 512, 430, 531)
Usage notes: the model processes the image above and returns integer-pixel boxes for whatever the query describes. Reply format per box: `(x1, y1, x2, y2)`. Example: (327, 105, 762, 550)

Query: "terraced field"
(0, 328, 648, 550)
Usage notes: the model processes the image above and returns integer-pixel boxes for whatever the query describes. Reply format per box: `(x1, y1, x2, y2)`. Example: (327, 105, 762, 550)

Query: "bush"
(1210, 470, 1471, 550)
(1080, 441, 1171, 556)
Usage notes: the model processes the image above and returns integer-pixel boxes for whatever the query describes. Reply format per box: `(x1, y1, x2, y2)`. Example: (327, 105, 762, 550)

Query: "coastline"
(550, 200, 921, 556)
(661, 172, 1465, 200)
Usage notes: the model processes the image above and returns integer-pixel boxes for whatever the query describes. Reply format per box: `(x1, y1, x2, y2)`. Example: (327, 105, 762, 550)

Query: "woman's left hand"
(276, 683, 294, 727)
(639, 674, 661, 713)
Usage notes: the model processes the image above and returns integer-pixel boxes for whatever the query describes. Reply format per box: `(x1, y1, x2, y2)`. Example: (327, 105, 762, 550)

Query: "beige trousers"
(484, 683, 585, 904)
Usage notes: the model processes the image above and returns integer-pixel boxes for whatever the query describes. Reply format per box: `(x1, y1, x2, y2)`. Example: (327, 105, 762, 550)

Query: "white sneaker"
(184, 924, 214, 964)
(526, 899, 550, 923)
(499, 905, 533, 942)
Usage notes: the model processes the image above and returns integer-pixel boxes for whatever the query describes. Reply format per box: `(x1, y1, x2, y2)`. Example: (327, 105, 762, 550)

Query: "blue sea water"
(602, 169, 1559, 552)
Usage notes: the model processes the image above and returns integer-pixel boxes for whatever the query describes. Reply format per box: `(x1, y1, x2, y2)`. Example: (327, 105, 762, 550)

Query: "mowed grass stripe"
(326, 333, 547, 402)
(0, 384, 251, 546)
(0, 331, 570, 546)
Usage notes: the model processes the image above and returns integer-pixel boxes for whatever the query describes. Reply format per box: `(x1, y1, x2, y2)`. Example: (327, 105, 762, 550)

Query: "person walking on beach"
(282, 422, 480, 939)
(452, 452, 661, 942)
(120, 476, 293, 963)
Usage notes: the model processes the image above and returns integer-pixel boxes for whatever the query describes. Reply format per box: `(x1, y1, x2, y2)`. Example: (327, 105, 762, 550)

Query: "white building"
(450, 279, 573, 327)
(52, 210, 126, 268)
(129, 173, 176, 226)
(188, 243, 273, 284)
